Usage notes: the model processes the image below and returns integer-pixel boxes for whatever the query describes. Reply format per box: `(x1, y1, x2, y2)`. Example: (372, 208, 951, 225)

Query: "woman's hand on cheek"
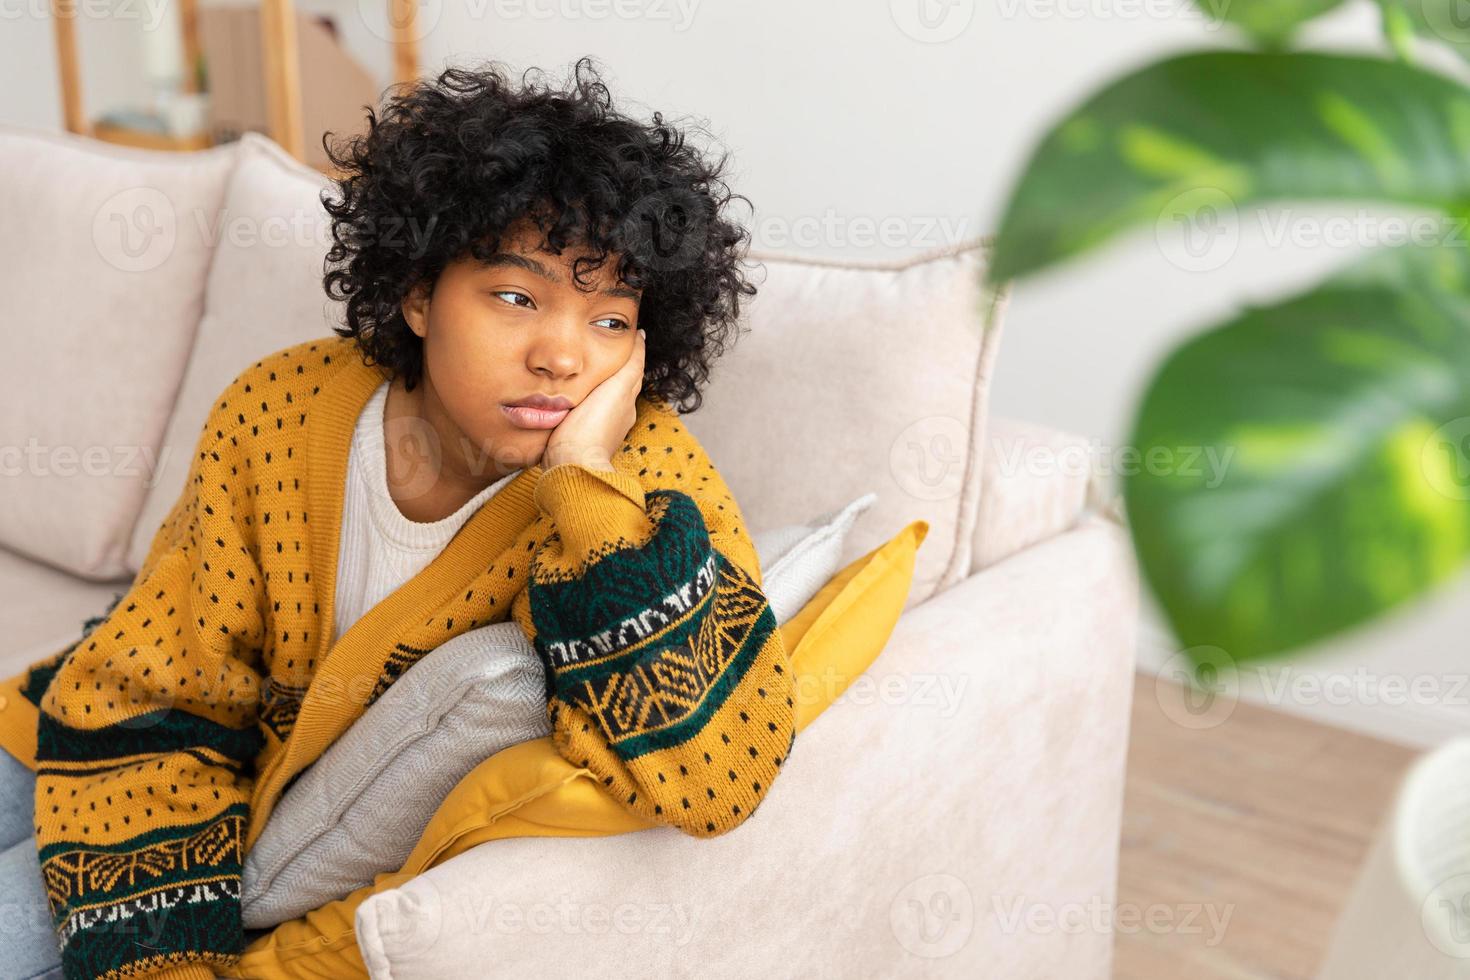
(540, 328, 646, 472)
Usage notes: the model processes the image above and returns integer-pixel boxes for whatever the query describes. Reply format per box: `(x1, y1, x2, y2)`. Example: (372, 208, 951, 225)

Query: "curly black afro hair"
(320, 56, 758, 414)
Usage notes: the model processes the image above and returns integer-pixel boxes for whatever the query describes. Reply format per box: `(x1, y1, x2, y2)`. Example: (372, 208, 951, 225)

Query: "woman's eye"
(596, 318, 631, 331)
(492, 290, 533, 308)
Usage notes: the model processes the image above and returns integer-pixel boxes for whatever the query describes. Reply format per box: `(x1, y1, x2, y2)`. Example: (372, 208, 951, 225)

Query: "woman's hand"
(540, 327, 646, 472)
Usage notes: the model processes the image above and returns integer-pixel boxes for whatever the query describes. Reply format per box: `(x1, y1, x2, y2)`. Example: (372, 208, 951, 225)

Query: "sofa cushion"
(683, 241, 1008, 611)
(972, 417, 1102, 571)
(238, 493, 883, 929)
(0, 125, 237, 578)
(128, 133, 339, 572)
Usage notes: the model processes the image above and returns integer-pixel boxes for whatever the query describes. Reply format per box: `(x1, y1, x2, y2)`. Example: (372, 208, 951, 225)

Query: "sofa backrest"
(4, 127, 1010, 609)
(684, 243, 1007, 608)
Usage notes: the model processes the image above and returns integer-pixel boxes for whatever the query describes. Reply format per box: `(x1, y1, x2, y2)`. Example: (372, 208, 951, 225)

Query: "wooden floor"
(1115, 673, 1419, 979)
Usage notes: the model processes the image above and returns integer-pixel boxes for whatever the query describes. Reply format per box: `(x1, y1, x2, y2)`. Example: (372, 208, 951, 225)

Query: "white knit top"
(333, 380, 521, 644)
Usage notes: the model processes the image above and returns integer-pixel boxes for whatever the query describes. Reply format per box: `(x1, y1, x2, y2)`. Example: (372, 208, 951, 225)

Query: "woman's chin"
(500, 428, 550, 470)
(463, 425, 545, 476)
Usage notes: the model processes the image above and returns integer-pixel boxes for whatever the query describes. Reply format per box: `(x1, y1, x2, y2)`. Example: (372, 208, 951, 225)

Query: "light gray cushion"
(753, 492, 876, 623)
(240, 621, 549, 928)
(240, 491, 877, 928)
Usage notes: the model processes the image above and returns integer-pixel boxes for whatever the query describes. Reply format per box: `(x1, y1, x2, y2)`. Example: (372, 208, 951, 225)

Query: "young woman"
(0, 57, 795, 979)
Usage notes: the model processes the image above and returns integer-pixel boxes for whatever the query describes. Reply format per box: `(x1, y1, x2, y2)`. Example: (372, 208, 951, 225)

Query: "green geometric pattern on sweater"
(527, 488, 779, 761)
(40, 803, 250, 980)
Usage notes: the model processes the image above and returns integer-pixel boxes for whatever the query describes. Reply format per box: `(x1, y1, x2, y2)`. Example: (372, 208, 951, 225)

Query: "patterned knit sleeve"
(32, 416, 267, 980)
(510, 437, 797, 839)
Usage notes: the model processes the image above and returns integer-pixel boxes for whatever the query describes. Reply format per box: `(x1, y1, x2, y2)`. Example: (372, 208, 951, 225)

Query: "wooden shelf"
(90, 121, 212, 152)
(51, 0, 418, 164)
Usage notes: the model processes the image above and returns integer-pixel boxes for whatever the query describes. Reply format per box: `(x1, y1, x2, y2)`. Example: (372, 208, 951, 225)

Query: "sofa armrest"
(973, 416, 1122, 573)
(355, 513, 1139, 980)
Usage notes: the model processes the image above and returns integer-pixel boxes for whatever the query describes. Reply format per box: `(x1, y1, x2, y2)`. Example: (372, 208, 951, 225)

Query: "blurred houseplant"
(991, 0, 1470, 675)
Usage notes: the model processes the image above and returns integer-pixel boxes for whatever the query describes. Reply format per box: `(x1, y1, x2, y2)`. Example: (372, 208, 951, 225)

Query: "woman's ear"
(400, 281, 430, 339)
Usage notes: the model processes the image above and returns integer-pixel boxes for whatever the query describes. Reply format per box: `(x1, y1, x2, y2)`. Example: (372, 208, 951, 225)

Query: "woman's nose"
(526, 319, 583, 379)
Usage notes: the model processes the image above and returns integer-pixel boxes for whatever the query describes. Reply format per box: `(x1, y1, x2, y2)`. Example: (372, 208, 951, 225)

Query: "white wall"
(3, 0, 1466, 747)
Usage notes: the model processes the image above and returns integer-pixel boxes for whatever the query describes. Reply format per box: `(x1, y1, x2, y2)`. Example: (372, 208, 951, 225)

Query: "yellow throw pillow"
(222, 518, 929, 979)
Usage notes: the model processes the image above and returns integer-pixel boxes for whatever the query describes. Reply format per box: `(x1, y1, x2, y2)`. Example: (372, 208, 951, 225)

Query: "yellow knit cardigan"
(0, 335, 794, 980)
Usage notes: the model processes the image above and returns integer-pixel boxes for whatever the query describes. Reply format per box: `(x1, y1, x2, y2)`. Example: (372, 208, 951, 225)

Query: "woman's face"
(400, 217, 643, 482)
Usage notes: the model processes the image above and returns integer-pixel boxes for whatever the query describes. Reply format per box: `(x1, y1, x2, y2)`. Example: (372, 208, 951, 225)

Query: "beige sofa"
(0, 125, 1138, 978)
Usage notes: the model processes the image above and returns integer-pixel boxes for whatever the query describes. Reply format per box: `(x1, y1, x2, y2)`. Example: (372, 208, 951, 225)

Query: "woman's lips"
(501, 404, 570, 429)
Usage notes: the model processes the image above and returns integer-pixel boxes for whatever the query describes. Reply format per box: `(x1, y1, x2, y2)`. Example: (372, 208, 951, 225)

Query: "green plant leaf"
(991, 51, 1470, 283)
(1124, 243, 1470, 669)
(1194, 0, 1346, 46)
